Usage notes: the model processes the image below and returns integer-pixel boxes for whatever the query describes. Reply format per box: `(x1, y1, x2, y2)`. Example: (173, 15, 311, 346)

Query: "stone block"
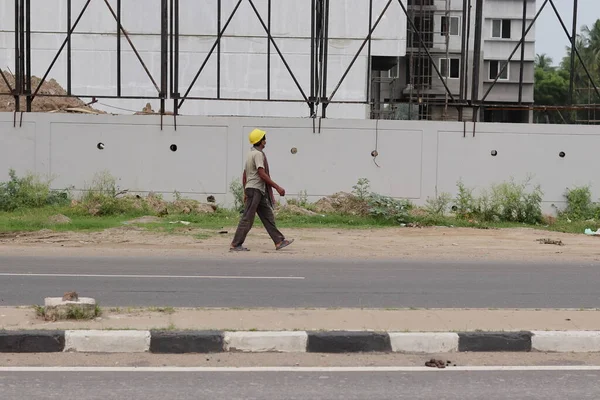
(43, 297, 97, 321)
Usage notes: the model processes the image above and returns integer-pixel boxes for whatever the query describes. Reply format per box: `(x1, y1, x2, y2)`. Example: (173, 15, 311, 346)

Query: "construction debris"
(425, 359, 454, 368)
(314, 192, 369, 216)
(537, 238, 564, 246)
(0, 70, 105, 113)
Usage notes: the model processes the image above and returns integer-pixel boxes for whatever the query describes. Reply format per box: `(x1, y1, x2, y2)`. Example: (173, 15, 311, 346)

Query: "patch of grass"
(33, 303, 102, 320)
(0, 206, 132, 233)
(33, 304, 45, 318)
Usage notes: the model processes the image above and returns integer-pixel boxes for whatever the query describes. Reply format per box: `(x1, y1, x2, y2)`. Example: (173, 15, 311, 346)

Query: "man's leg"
(230, 189, 261, 249)
(256, 195, 292, 250)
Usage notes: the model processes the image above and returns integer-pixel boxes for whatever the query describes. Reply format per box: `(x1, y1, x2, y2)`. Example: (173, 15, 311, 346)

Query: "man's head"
(249, 128, 267, 149)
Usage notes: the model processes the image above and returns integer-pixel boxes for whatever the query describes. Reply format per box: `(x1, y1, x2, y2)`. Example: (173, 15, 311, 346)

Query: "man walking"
(230, 129, 294, 252)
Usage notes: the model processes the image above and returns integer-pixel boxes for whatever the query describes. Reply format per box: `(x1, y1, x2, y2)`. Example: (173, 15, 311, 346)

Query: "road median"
(3, 329, 600, 354)
(2, 307, 600, 354)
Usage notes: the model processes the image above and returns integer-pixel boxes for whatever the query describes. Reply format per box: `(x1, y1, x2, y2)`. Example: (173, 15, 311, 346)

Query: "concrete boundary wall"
(1, 112, 598, 213)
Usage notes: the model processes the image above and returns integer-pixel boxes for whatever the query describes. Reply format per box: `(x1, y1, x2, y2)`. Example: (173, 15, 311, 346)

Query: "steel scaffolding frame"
(2, 0, 599, 125)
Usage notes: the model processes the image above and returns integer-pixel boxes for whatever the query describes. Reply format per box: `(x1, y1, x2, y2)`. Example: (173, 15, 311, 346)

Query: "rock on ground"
(314, 192, 368, 215)
(48, 214, 72, 224)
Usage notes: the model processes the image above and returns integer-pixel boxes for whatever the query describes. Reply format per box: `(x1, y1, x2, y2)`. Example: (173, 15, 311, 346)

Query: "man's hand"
(276, 186, 286, 197)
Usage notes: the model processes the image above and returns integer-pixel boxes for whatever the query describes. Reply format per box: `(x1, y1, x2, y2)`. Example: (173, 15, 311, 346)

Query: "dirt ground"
(0, 70, 104, 113)
(0, 225, 599, 261)
(3, 307, 598, 332)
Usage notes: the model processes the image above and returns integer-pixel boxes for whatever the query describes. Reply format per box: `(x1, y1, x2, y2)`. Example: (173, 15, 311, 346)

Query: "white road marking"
(0, 273, 304, 280)
(1, 366, 600, 373)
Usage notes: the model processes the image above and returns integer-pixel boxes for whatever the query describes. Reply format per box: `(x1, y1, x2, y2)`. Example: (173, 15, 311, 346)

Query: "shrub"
(424, 192, 452, 217)
(560, 186, 600, 220)
(287, 190, 310, 208)
(74, 171, 148, 216)
(454, 180, 476, 219)
(367, 193, 413, 224)
(453, 178, 543, 224)
(229, 178, 244, 212)
(352, 178, 371, 201)
(490, 179, 543, 224)
(0, 169, 70, 211)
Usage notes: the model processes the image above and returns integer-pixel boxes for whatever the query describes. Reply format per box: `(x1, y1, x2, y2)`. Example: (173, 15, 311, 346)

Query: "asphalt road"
(1, 255, 600, 308)
(1, 368, 600, 399)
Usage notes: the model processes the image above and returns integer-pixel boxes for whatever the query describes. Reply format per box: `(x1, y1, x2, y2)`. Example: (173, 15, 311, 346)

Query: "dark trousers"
(231, 188, 284, 247)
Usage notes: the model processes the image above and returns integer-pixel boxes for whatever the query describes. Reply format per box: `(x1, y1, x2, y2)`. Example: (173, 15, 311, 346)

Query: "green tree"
(533, 66, 570, 123)
(534, 20, 600, 123)
(534, 67, 569, 105)
(535, 53, 554, 71)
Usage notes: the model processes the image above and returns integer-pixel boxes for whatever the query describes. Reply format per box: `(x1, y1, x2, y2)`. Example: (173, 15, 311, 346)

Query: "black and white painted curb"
(2, 330, 600, 353)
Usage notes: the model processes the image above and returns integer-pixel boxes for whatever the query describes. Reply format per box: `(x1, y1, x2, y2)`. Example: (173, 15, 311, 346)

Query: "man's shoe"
(275, 239, 294, 251)
(230, 245, 250, 252)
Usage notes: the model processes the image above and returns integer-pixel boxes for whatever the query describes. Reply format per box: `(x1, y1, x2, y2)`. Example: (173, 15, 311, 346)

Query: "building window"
(440, 58, 460, 79)
(489, 60, 509, 80)
(441, 16, 460, 36)
(492, 19, 511, 39)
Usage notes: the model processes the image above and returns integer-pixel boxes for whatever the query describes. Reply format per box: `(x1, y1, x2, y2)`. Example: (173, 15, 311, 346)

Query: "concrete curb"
(2, 330, 600, 354)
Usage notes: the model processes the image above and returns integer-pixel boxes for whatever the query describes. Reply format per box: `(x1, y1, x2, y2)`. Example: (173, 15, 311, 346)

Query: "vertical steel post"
(569, 0, 578, 105)
(217, 0, 221, 99)
(174, 0, 180, 115)
(459, 0, 467, 102)
(117, 0, 121, 96)
(25, 0, 31, 111)
(67, 0, 72, 95)
(14, 0, 20, 112)
(310, 0, 315, 115)
(160, 0, 168, 114)
(518, 0, 527, 104)
(366, 0, 373, 105)
(321, 0, 329, 118)
(267, 0, 271, 100)
(169, 0, 174, 96)
(471, 0, 484, 118)
(464, 0, 471, 102)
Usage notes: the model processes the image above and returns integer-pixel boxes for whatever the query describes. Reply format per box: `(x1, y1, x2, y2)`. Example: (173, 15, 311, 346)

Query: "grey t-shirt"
(245, 147, 266, 194)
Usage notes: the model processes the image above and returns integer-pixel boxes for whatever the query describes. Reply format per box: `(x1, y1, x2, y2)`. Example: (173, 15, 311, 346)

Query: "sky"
(535, 0, 600, 66)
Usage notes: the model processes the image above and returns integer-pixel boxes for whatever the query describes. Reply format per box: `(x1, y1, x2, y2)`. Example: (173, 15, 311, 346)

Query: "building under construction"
(370, 0, 537, 123)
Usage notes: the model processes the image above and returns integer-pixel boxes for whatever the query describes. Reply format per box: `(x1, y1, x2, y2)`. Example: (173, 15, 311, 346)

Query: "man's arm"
(242, 170, 247, 202)
(258, 168, 285, 197)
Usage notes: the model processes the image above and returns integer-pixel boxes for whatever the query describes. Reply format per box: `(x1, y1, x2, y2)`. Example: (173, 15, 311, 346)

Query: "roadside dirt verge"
(0, 226, 599, 261)
(2, 307, 599, 332)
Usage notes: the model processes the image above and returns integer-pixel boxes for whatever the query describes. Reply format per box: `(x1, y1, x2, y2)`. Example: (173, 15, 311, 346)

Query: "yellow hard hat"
(249, 128, 266, 145)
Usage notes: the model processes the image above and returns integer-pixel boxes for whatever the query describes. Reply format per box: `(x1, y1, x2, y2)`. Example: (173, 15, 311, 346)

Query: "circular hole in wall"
(559, 151, 566, 158)
(97, 143, 105, 150)
(290, 147, 298, 154)
(451, 205, 458, 212)
(491, 150, 498, 157)
(170, 144, 178, 152)
(371, 150, 379, 157)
